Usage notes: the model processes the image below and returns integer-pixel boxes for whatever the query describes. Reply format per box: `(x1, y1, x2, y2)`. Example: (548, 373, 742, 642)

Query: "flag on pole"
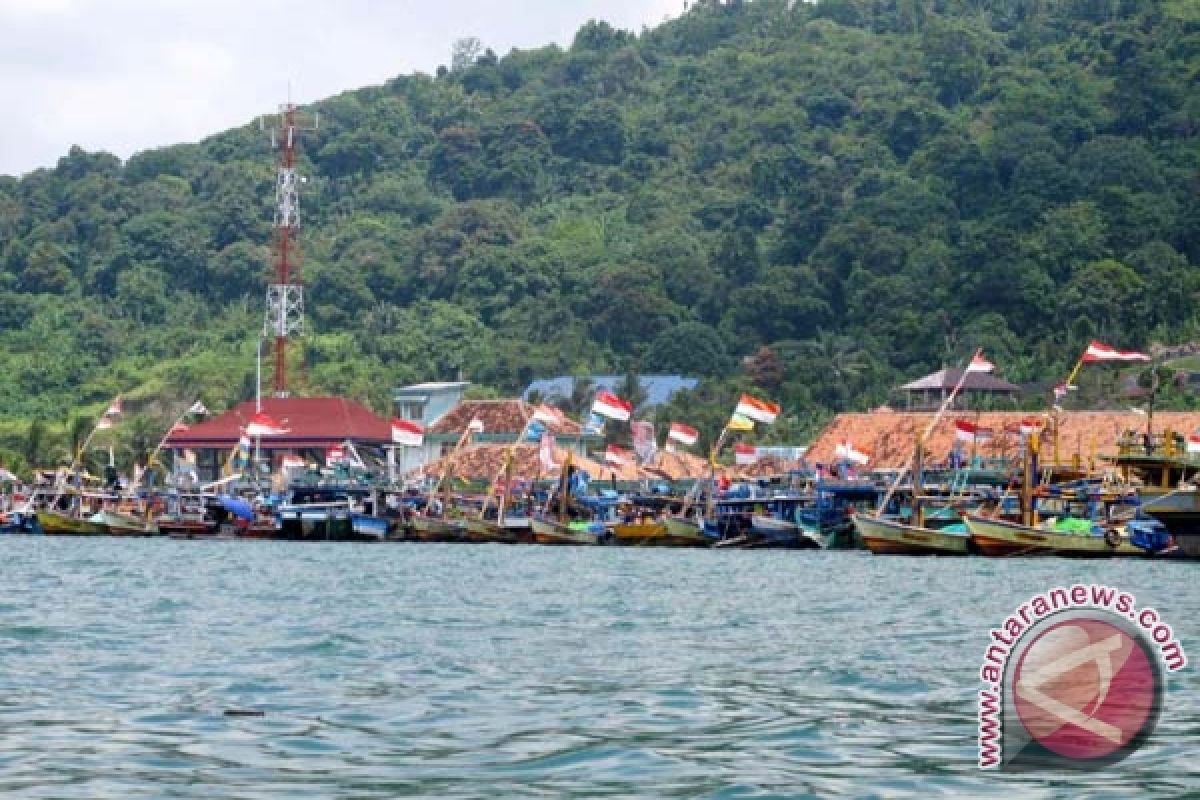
(95, 416, 115, 431)
(105, 396, 123, 416)
(835, 441, 870, 465)
(1019, 417, 1042, 436)
(630, 420, 657, 464)
(667, 422, 699, 448)
(169, 422, 190, 435)
(954, 420, 993, 442)
(727, 412, 755, 432)
(605, 445, 633, 467)
(281, 454, 306, 469)
(734, 394, 780, 425)
(245, 412, 289, 437)
(734, 443, 758, 465)
(1081, 340, 1151, 363)
(591, 390, 633, 422)
(326, 445, 350, 465)
(391, 418, 424, 447)
(1188, 434, 1200, 454)
(966, 353, 995, 373)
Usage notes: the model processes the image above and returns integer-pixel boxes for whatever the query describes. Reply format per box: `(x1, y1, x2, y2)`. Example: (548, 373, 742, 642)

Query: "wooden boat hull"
(93, 510, 159, 537)
(463, 517, 526, 544)
(963, 514, 1140, 557)
(529, 517, 596, 546)
(854, 514, 971, 556)
(408, 516, 467, 543)
(36, 510, 107, 536)
(613, 518, 711, 547)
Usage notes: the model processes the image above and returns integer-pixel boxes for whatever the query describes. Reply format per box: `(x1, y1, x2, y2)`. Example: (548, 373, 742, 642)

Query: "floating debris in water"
(223, 709, 266, 717)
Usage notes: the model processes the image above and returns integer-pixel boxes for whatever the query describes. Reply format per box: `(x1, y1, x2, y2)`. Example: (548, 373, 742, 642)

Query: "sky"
(0, 0, 686, 177)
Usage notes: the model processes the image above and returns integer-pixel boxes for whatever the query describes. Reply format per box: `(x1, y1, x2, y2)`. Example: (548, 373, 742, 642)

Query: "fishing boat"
(463, 515, 532, 544)
(962, 513, 1139, 557)
(1111, 431, 1200, 558)
(529, 515, 598, 545)
(37, 508, 108, 536)
(91, 509, 158, 536)
(275, 485, 386, 542)
(854, 513, 971, 556)
(408, 513, 468, 542)
(612, 517, 711, 547)
(748, 497, 819, 549)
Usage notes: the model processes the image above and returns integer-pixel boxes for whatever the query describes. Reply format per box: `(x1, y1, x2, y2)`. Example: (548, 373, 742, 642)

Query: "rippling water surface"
(0, 538, 1195, 798)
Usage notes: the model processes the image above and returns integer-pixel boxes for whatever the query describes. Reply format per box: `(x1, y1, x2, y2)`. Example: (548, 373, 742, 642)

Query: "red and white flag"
(1019, 417, 1042, 436)
(281, 454, 306, 469)
(605, 444, 633, 467)
(326, 445, 349, 464)
(734, 443, 758, 465)
(954, 420, 993, 442)
(244, 411, 289, 437)
(592, 390, 633, 422)
(734, 394, 780, 425)
(667, 422, 699, 448)
(105, 396, 123, 416)
(1188, 434, 1200, 454)
(531, 404, 567, 427)
(169, 422, 190, 435)
(1081, 340, 1150, 363)
(966, 353, 995, 373)
(95, 416, 115, 431)
(1053, 383, 1073, 400)
(391, 418, 424, 447)
(835, 441, 870, 465)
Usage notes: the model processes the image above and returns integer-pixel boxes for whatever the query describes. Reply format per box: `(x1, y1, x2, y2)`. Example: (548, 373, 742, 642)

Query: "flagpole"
(875, 348, 982, 516)
(131, 399, 202, 493)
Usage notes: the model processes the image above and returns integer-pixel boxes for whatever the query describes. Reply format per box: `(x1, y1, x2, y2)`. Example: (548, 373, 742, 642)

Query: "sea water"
(0, 538, 1195, 798)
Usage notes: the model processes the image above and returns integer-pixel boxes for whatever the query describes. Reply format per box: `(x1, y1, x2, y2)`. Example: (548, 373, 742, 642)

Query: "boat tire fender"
(1104, 528, 1121, 548)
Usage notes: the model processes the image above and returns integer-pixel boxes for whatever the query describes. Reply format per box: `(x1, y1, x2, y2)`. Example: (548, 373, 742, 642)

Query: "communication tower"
(260, 101, 317, 397)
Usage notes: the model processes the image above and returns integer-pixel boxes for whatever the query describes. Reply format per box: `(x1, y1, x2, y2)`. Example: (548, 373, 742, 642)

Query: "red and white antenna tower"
(261, 100, 317, 397)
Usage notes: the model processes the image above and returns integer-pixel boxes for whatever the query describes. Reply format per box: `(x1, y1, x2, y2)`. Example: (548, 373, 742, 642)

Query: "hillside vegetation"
(0, 0, 1198, 466)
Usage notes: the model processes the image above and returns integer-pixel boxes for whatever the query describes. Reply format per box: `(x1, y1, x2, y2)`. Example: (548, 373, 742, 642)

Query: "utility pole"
(260, 100, 317, 397)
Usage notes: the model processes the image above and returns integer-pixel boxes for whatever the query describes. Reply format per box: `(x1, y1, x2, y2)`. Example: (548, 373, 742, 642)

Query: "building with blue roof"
(522, 375, 699, 408)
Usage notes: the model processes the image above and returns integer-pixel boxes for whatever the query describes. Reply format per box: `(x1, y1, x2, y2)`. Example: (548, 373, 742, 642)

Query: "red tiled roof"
(428, 399, 582, 436)
(809, 411, 1200, 469)
(166, 397, 392, 449)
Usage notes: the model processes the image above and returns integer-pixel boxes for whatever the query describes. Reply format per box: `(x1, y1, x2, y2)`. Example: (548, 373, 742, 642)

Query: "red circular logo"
(1013, 617, 1159, 761)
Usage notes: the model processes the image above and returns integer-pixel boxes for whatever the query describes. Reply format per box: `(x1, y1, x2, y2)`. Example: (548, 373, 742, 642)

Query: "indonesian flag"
(281, 454, 306, 469)
(668, 422, 699, 448)
(966, 353, 995, 373)
(954, 420, 993, 442)
(835, 441, 870, 465)
(1019, 417, 1042, 436)
(735, 394, 780, 425)
(605, 444, 633, 467)
(169, 422, 190, 435)
(326, 445, 349, 464)
(1082, 340, 1150, 363)
(592, 390, 633, 422)
(1188, 434, 1200, 454)
(1053, 383, 1071, 400)
(531, 404, 567, 427)
(391, 418, 424, 447)
(105, 396, 123, 416)
(245, 411, 289, 437)
(95, 416, 115, 431)
(734, 443, 758, 465)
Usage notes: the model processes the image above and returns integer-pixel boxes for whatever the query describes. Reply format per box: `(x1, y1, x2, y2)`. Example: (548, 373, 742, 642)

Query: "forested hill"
(1, 0, 1198, 456)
